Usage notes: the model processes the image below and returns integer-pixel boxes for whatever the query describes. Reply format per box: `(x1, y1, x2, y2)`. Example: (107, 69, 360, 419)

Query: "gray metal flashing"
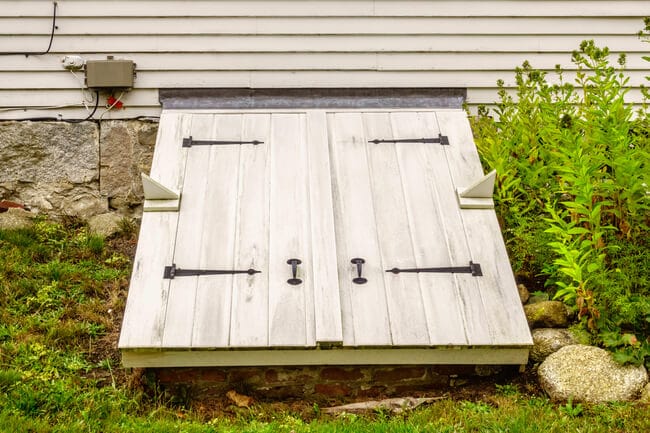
(159, 88, 466, 110)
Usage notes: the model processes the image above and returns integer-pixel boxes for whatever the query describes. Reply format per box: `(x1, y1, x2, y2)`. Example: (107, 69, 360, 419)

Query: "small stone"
(517, 284, 530, 304)
(530, 328, 577, 362)
(538, 345, 648, 403)
(524, 301, 569, 328)
(0, 207, 33, 230)
(87, 212, 124, 238)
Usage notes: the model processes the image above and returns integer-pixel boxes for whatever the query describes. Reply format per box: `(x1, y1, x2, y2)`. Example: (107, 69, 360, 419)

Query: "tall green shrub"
(471, 35, 650, 366)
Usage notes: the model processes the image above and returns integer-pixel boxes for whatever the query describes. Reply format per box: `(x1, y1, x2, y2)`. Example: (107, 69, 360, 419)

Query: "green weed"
(471, 34, 650, 367)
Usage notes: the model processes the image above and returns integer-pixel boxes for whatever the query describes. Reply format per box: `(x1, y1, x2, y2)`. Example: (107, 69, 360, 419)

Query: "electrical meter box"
(85, 59, 135, 89)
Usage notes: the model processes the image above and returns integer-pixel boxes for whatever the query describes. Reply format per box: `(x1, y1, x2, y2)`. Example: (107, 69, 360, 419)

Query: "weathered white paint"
(119, 108, 532, 366)
(0, 0, 647, 119)
(122, 347, 531, 368)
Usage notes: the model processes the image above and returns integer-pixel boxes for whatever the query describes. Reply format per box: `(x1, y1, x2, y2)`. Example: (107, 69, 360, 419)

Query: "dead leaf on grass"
(226, 389, 254, 408)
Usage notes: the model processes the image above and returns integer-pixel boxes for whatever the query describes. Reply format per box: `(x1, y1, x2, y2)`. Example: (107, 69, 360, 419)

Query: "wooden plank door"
(328, 110, 499, 347)
(161, 112, 342, 349)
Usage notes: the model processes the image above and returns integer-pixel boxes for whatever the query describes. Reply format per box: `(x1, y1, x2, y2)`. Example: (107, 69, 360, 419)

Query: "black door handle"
(287, 258, 302, 285)
(351, 258, 367, 284)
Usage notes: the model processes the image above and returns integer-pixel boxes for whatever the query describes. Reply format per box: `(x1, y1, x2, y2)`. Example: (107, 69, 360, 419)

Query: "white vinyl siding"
(0, 0, 647, 119)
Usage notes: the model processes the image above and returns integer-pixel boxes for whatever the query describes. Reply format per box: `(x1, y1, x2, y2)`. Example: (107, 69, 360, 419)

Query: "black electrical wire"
(65, 91, 100, 123)
(0, 2, 58, 56)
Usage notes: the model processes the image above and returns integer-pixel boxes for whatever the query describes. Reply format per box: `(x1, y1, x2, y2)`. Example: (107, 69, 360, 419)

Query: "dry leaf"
(226, 389, 253, 408)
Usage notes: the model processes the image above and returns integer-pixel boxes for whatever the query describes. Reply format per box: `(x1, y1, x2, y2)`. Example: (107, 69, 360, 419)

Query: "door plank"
(328, 112, 392, 346)
(363, 112, 430, 346)
(119, 112, 191, 349)
(420, 111, 494, 345)
(388, 111, 468, 345)
(229, 113, 272, 347)
(119, 212, 179, 348)
(191, 114, 243, 347)
(268, 113, 314, 346)
(306, 111, 343, 345)
(437, 111, 531, 345)
(162, 114, 214, 347)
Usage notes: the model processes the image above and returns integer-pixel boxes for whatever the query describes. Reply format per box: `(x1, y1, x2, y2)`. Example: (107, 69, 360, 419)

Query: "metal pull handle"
(287, 258, 302, 285)
(351, 258, 367, 284)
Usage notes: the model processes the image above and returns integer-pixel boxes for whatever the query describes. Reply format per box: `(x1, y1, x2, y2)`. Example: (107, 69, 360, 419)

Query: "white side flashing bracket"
(456, 169, 496, 209)
(141, 173, 181, 212)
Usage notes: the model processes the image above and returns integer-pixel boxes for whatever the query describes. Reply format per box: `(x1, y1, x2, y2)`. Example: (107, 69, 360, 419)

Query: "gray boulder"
(530, 328, 578, 362)
(524, 301, 569, 328)
(0, 121, 104, 218)
(538, 345, 648, 403)
(87, 212, 124, 238)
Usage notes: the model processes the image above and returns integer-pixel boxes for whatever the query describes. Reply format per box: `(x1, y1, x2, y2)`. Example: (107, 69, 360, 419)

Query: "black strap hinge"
(369, 134, 449, 145)
(182, 136, 263, 148)
(386, 261, 482, 277)
(164, 263, 260, 279)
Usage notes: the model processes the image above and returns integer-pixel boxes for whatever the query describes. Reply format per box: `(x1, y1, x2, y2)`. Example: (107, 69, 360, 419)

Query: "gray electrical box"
(85, 58, 135, 89)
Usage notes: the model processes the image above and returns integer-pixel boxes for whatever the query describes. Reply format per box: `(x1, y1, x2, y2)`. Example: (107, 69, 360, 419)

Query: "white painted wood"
(191, 114, 242, 348)
(162, 114, 214, 347)
(306, 111, 343, 346)
(2, 16, 643, 35)
(143, 199, 180, 212)
(267, 113, 314, 347)
(6, 1, 646, 17)
(456, 193, 495, 210)
(3, 69, 647, 90)
(118, 212, 178, 348)
(362, 112, 430, 346)
(141, 173, 179, 200)
(121, 347, 531, 368)
(328, 112, 392, 346)
(119, 112, 191, 348)
(1, 1, 647, 118)
(228, 114, 272, 347)
(437, 111, 531, 345)
(459, 170, 497, 199)
(419, 111, 494, 346)
(122, 107, 533, 365)
(388, 111, 469, 346)
(4, 53, 649, 73)
(3, 35, 646, 54)
(457, 169, 496, 209)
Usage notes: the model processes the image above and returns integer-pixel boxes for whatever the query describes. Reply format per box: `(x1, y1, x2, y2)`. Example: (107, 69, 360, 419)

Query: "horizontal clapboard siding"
(0, 0, 647, 119)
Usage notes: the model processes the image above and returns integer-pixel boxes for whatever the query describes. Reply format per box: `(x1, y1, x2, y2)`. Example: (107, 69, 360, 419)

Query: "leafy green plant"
(559, 398, 584, 418)
(470, 32, 649, 367)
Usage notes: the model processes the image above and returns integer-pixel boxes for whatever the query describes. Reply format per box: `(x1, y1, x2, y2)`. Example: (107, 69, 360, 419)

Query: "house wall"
(1, 0, 647, 120)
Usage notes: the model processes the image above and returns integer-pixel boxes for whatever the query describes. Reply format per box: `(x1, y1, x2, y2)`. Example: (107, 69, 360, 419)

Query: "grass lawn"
(0, 217, 648, 432)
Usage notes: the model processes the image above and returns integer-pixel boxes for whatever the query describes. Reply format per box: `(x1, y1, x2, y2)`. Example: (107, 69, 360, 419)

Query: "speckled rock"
(524, 301, 569, 328)
(539, 345, 648, 403)
(0, 121, 103, 218)
(87, 212, 123, 238)
(0, 207, 33, 229)
(530, 328, 577, 362)
(99, 120, 157, 214)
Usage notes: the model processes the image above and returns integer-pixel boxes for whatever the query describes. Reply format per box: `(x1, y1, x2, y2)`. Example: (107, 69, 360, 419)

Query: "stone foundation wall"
(153, 365, 508, 400)
(0, 120, 158, 219)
